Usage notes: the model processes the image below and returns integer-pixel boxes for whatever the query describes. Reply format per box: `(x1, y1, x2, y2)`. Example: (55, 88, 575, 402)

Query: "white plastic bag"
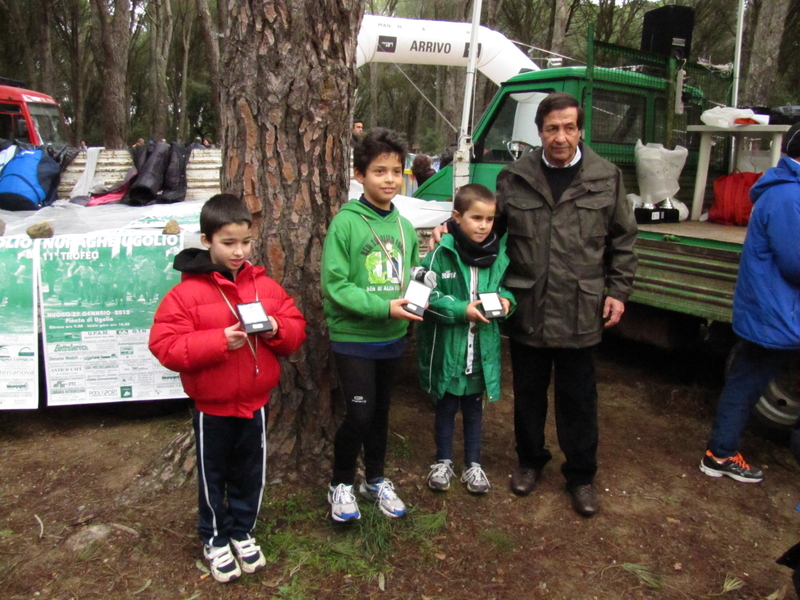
(635, 140, 688, 204)
(700, 106, 768, 128)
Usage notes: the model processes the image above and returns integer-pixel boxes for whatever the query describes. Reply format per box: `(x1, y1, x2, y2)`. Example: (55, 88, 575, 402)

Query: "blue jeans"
(708, 338, 797, 458)
(434, 392, 484, 465)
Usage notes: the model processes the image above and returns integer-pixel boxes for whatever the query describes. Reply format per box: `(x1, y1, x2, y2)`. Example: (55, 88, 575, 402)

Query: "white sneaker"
(328, 483, 361, 522)
(359, 478, 407, 518)
(427, 460, 455, 491)
(461, 463, 491, 494)
(231, 536, 266, 573)
(203, 543, 242, 583)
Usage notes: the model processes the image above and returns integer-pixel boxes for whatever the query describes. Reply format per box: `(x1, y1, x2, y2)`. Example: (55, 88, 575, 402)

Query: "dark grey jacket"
(496, 144, 637, 348)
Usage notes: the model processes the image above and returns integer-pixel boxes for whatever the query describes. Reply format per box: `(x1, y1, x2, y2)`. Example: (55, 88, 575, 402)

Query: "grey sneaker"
(427, 460, 455, 491)
(230, 536, 266, 574)
(328, 483, 361, 522)
(359, 478, 407, 518)
(203, 543, 242, 583)
(461, 463, 491, 494)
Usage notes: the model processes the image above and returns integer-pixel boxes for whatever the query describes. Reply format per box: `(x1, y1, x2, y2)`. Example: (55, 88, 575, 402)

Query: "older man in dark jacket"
(498, 92, 637, 516)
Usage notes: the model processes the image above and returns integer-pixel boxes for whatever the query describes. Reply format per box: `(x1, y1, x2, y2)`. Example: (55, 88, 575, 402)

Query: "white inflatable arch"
(356, 14, 539, 85)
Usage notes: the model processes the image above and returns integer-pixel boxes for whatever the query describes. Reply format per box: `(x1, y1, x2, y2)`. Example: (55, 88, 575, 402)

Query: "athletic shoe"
(231, 536, 267, 574)
(328, 483, 361, 522)
(203, 543, 242, 583)
(699, 450, 764, 483)
(359, 478, 407, 518)
(427, 460, 455, 491)
(461, 463, 491, 494)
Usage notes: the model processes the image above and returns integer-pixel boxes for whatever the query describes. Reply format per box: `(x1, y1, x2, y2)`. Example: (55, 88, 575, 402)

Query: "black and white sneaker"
(700, 450, 764, 483)
(231, 536, 266, 574)
(203, 543, 242, 583)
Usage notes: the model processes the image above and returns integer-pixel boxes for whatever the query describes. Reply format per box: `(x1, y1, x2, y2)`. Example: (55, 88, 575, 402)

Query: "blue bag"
(0, 148, 61, 210)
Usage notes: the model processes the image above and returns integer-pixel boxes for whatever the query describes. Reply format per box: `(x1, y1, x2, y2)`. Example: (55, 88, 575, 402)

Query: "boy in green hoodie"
(416, 184, 514, 494)
(322, 128, 422, 522)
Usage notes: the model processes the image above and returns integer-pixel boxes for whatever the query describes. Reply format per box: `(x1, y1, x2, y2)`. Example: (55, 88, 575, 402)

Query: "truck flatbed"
(638, 220, 747, 246)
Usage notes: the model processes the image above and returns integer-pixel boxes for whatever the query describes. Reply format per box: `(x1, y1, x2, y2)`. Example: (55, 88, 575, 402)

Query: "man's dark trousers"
(510, 341, 598, 486)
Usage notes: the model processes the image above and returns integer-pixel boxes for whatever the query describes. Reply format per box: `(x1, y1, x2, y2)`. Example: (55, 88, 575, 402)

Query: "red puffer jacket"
(149, 250, 306, 417)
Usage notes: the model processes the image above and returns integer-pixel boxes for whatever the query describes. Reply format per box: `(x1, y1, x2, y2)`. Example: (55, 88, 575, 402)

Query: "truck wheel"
(753, 359, 799, 430)
(724, 343, 799, 431)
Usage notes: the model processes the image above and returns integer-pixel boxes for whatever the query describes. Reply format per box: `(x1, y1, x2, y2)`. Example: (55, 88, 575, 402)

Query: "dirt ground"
(1, 337, 798, 600)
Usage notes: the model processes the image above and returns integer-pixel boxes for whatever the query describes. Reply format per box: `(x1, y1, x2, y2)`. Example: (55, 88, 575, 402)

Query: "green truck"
(412, 61, 798, 430)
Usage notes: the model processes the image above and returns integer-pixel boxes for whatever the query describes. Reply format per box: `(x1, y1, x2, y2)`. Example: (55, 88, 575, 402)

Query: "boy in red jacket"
(149, 194, 306, 583)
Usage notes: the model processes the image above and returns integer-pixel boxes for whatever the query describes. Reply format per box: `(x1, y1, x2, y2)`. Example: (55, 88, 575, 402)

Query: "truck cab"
(414, 66, 705, 202)
(0, 81, 71, 149)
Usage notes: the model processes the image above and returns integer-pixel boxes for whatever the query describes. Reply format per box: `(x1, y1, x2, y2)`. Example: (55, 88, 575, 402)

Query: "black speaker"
(641, 5, 694, 60)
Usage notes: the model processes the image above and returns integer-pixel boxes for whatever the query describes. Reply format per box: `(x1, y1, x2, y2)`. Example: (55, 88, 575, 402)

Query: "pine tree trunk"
(218, 0, 364, 472)
(92, 0, 133, 148)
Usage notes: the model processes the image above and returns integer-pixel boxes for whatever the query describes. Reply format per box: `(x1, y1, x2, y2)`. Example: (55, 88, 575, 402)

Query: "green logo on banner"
(120, 386, 132, 398)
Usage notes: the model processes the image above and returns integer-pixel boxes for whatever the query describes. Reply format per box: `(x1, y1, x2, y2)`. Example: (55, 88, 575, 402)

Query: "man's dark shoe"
(510, 467, 539, 496)
(568, 483, 599, 517)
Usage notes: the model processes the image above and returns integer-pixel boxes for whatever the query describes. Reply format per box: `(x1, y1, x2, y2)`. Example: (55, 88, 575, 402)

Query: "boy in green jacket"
(417, 184, 515, 494)
(322, 128, 422, 522)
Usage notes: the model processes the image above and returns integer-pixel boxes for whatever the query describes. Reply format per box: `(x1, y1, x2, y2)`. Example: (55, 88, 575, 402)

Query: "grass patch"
(480, 529, 512, 553)
(603, 562, 662, 590)
(255, 487, 449, 596)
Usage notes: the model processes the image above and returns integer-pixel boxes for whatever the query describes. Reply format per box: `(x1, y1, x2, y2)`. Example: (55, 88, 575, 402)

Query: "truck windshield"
(479, 90, 553, 163)
(27, 102, 69, 147)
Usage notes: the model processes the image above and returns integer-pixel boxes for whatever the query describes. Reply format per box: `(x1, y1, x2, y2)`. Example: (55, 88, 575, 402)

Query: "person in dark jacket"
(431, 93, 637, 516)
(412, 154, 436, 187)
(699, 123, 800, 483)
(496, 92, 637, 517)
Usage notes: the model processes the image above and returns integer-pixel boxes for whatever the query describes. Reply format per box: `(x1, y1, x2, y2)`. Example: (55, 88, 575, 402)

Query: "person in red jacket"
(149, 194, 306, 583)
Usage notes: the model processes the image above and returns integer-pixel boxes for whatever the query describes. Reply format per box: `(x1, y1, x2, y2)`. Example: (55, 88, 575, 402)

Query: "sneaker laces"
(730, 452, 751, 469)
(371, 479, 399, 500)
(461, 464, 490, 488)
(330, 483, 356, 504)
(429, 461, 455, 480)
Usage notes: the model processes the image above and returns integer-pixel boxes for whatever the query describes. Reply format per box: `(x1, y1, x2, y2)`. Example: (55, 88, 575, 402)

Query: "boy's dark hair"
(353, 127, 408, 175)
(535, 92, 585, 132)
(453, 183, 496, 214)
(200, 194, 252, 239)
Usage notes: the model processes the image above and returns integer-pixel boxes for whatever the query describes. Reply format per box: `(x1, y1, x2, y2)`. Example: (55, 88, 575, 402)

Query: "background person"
(699, 122, 800, 483)
(411, 154, 436, 187)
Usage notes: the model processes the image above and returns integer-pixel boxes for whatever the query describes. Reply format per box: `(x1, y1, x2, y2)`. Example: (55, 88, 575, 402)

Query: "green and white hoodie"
(321, 198, 420, 342)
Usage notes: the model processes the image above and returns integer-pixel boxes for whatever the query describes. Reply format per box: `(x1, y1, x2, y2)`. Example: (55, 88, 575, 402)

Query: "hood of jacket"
(339, 197, 400, 222)
(750, 156, 800, 204)
(172, 247, 238, 281)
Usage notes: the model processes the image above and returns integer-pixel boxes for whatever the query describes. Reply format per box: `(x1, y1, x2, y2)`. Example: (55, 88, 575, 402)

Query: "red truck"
(0, 78, 70, 148)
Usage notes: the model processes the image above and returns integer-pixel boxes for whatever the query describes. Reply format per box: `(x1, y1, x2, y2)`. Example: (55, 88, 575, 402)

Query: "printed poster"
(0, 236, 38, 409)
(39, 231, 188, 405)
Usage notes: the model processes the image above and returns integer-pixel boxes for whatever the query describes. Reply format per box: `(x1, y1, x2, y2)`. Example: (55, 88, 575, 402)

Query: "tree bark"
(146, 0, 174, 141)
(743, 0, 791, 107)
(549, 0, 570, 55)
(219, 0, 364, 470)
(92, 0, 135, 148)
(194, 0, 221, 138)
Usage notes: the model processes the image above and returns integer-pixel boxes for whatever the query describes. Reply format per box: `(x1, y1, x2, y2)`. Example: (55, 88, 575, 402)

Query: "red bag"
(708, 170, 761, 226)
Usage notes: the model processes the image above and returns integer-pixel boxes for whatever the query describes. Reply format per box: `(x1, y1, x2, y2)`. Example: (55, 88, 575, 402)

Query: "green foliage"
(0, 0, 795, 149)
(255, 486, 449, 596)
